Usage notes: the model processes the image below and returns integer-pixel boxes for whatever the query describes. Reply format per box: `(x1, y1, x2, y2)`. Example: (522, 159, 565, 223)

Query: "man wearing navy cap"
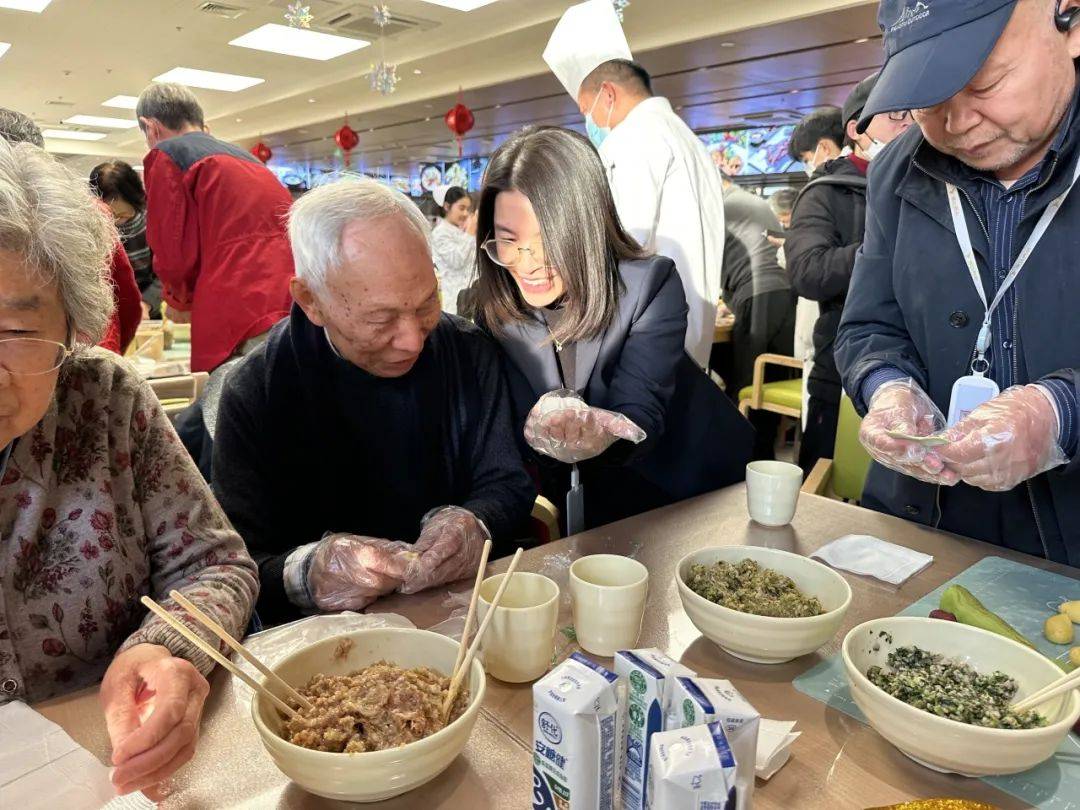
(836, 0, 1080, 567)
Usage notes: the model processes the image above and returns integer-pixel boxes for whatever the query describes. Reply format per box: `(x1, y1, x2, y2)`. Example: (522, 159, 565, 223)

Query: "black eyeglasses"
(886, 111, 912, 122)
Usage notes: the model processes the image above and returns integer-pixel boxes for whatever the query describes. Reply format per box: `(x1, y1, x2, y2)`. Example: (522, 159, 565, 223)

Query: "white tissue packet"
(811, 534, 932, 585)
(0, 701, 155, 810)
(755, 719, 801, 780)
(647, 721, 737, 810)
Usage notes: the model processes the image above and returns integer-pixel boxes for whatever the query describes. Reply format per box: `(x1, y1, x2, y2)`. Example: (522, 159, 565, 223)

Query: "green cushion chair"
(802, 394, 873, 503)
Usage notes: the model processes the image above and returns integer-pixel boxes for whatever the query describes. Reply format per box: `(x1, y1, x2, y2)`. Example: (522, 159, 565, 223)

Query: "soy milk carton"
(533, 652, 624, 810)
(646, 721, 738, 810)
(665, 677, 759, 810)
(613, 649, 695, 810)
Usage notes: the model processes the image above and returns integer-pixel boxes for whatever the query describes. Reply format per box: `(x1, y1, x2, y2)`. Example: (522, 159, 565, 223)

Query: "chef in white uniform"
(543, 0, 725, 369)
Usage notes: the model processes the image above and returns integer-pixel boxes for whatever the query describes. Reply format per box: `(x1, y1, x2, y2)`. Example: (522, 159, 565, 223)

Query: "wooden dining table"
(35, 485, 1080, 809)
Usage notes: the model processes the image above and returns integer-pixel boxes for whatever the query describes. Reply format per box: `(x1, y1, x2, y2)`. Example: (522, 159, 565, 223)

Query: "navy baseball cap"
(856, 0, 1018, 133)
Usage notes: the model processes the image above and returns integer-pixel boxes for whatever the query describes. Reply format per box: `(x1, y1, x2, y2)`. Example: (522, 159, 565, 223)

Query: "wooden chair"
(738, 353, 804, 454)
(531, 495, 561, 543)
(801, 394, 873, 503)
(148, 372, 210, 422)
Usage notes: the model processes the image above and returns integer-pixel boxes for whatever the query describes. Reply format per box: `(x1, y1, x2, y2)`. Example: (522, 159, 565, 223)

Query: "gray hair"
(0, 108, 43, 148)
(768, 188, 799, 217)
(288, 175, 431, 294)
(0, 139, 114, 343)
(136, 82, 205, 131)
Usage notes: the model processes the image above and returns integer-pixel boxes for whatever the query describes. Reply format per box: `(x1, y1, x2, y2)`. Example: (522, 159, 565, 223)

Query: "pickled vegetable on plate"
(939, 585, 1035, 649)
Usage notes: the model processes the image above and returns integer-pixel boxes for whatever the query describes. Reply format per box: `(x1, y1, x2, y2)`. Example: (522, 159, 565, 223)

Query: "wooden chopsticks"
(168, 589, 313, 711)
(441, 547, 523, 721)
(1012, 665, 1080, 714)
(139, 593, 301, 719)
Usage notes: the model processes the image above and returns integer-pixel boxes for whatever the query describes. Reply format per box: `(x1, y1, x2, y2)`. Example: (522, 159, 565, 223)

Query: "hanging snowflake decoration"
(373, 4, 392, 28)
(285, 2, 313, 28)
(370, 61, 399, 95)
(612, 0, 630, 21)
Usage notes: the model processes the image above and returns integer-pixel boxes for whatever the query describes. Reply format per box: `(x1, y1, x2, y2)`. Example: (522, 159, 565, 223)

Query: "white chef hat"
(543, 0, 633, 101)
(432, 185, 451, 207)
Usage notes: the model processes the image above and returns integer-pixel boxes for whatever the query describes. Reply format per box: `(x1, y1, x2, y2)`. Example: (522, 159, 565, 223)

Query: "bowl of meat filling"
(842, 617, 1080, 776)
(251, 627, 486, 802)
(675, 546, 852, 663)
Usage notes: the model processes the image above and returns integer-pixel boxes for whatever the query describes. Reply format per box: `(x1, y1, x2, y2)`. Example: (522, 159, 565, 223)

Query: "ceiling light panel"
(153, 67, 264, 92)
(0, 1, 52, 11)
(64, 114, 138, 129)
(102, 95, 139, 109)
(0, 42, 9, 60)
(42, 129, 107, 141)
(413, 0, 500, 10)
(230, 24, 368, 60)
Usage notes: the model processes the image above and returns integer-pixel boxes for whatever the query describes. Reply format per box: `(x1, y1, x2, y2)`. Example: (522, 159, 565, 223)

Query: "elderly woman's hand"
(100, 643, 210, 796)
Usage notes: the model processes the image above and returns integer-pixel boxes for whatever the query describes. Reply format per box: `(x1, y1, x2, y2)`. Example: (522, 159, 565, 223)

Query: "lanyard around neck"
(945, 156, 1080, 375)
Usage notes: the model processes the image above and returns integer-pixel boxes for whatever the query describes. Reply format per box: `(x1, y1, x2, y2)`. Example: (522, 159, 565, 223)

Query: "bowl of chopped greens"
(842, 617, 1080, 776)
(675, 546, 852, 663)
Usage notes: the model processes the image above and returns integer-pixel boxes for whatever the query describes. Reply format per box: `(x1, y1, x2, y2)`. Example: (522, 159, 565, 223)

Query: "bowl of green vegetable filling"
(842, 617, 1080, 776)
(676, 546, 852, 663)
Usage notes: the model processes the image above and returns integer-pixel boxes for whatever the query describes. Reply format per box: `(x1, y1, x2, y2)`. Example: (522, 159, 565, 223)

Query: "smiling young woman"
(473, 126, 753, 531)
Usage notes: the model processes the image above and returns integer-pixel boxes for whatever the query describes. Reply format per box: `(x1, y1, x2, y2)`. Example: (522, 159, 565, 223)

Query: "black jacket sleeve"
(835, 190, 930, 413)
(604, 261, 689, 460)
(461, 335, 537, 546)
(211, 362, 295, 621)
(785, 185, 860, 303)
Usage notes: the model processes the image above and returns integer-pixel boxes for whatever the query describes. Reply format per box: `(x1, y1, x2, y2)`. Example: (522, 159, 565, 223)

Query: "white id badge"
(947, 375, 1000, 427)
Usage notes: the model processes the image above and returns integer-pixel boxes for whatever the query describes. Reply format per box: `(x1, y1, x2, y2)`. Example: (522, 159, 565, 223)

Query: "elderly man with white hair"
(211, 177, 535, 626)
(0, 139, 257, 795)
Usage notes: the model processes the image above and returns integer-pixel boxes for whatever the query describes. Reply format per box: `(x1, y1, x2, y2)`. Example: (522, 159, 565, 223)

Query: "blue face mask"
(585, 93, 614, 149)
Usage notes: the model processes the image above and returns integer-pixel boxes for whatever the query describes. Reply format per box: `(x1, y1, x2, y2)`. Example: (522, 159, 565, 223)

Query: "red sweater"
(99, 238, 142, 355)
(144, 132, 294, 371)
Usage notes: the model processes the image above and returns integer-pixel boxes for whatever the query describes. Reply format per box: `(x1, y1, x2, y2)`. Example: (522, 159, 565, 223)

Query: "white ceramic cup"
(745, 460, 804, 526)
(476, 572, 560, 683)
(569, 554, 649, 657)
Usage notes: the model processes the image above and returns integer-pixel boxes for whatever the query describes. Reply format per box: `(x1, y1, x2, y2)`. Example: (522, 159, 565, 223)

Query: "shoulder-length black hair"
(89, 160, 146, 211)
(476, 126, 648, 345)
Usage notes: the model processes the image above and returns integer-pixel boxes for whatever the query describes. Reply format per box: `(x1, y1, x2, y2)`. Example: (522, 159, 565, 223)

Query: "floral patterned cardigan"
(0, 348, 258, 703)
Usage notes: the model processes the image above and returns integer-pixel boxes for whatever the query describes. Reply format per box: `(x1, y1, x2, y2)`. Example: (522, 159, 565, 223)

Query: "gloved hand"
(936, 385, 1067, 492)
(524, 389, 645, 464)
(308, 534, 418, 612)
(399, 506, 489, 595)
(858, 377, 959, 485)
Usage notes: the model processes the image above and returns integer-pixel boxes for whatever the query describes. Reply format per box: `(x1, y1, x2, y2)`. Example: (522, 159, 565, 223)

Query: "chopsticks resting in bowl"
(448, 539, 493, 684)
(167, 589, 313, 711)
(1012, 666, 1080, 714)
(139, 593, 304, 719)
(441, 546, 523, 722)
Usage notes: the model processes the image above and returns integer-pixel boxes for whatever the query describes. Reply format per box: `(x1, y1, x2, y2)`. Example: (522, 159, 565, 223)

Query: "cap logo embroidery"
(890, 0, 930, 33)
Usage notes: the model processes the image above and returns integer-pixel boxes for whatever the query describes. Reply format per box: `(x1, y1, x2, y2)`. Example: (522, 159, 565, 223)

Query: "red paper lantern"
(444, 102, 474, 157)
(250, 141, 272, 164)
(335, 123, 359, 167)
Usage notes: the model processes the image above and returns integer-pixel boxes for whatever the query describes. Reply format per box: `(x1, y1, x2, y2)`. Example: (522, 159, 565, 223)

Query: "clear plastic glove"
(308, 534, 418, 612)
(524, 389, 646, 464)
(936, 385, 1067, 492)
(399, 506, 489, 595)
(859, 377, 959, 485)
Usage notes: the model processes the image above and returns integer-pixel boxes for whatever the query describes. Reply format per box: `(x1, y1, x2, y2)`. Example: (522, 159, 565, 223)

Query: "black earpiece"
(1055, 5, 1080, 32)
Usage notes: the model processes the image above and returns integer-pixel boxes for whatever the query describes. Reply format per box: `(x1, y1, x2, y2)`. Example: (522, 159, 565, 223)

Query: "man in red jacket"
(136, 83, 294, 371)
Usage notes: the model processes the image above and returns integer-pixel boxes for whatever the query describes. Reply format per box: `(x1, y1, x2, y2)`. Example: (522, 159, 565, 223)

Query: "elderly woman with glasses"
(0, 140, 257, 795)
